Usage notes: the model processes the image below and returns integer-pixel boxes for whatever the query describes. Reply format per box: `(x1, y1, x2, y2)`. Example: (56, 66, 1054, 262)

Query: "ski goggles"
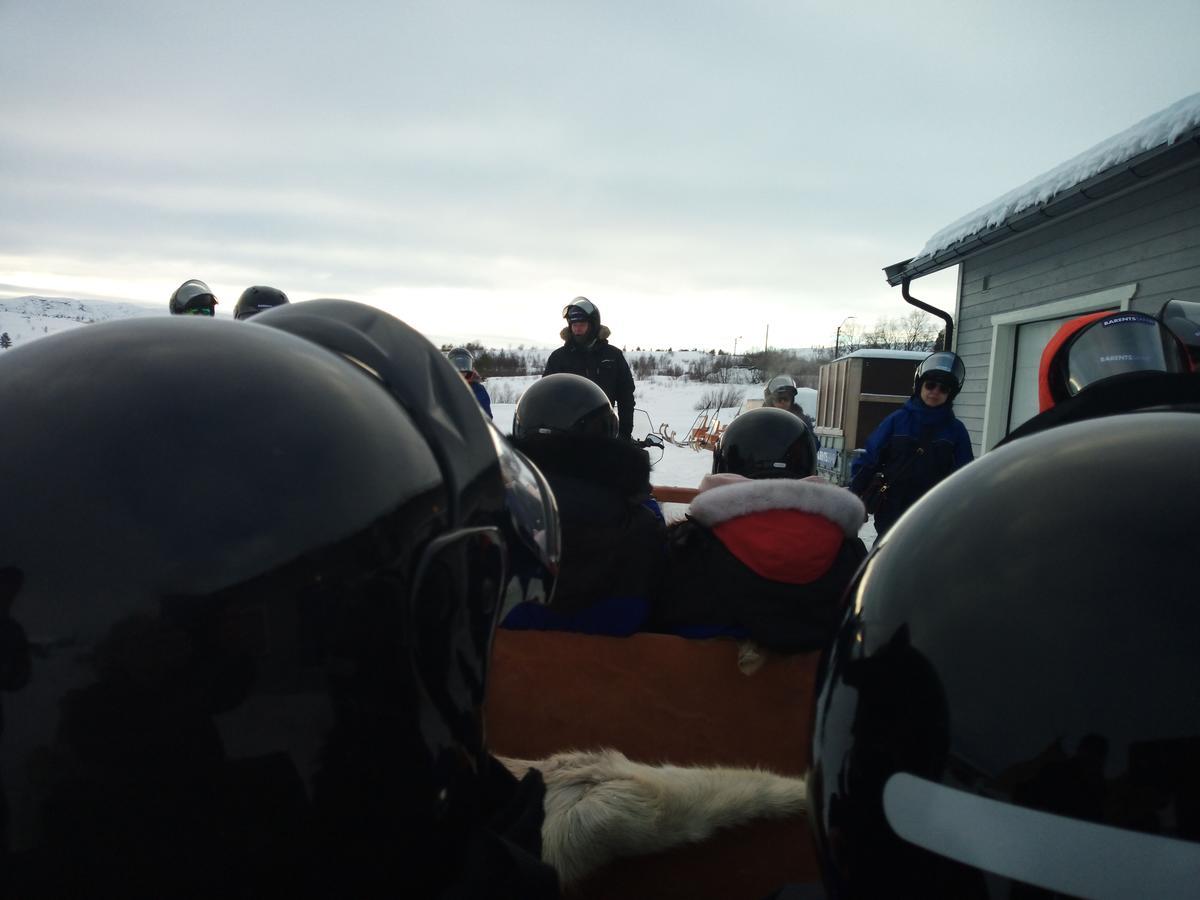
(921, 379, 951, 394)
(182, 304, 216, 316)
(1061, 313, 1187, 398)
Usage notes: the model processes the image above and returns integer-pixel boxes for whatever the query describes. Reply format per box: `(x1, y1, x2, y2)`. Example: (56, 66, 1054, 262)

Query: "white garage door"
(1007, 316, 1083, 432)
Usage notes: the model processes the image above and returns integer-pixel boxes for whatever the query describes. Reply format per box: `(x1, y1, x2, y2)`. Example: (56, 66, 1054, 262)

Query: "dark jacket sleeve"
(613, 350, 636, 439)
(542, 347, 565, 377)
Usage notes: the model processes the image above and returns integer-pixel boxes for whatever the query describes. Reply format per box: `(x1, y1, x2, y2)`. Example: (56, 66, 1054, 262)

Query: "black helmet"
(169, 278, 217, 315)
(234, 285, 289, 320)
(447, 346, 474, 373)
(913, 350, 966, 399)
(512, 373, 617, 439)
(712, 406, 816, 479)
(562, 296, 601, 330)
(0, 311, 559, 895)
(809, 411, 1200, 898)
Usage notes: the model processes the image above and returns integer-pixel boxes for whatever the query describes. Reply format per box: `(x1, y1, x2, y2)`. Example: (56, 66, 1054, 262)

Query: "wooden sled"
(486, 629, 823, 899)
(650, 484, 700, 505)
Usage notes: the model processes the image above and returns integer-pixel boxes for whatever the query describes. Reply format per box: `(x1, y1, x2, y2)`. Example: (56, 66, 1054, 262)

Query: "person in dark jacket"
(542, 297, 636, 439)
(652, 407, 867, 653)
(448, 346, 493, 418)
(502, 373, 664, 636)
(849, 350, 973, 540)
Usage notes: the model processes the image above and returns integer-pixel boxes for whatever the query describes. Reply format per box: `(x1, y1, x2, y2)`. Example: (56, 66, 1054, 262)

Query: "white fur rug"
(500, 748, 808, 885)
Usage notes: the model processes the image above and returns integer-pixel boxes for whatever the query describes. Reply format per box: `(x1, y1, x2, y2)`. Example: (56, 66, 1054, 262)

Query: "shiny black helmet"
(447, 346, 474, 373)
(809, 410, 1200, 898)
(234, 285, 289, 320)
(169, 278, 217, 315)
(712, 406, 816, 479)
(0, 308, 559, 895)
(913, 350, 966, 399)
(512, 372, 617, 439)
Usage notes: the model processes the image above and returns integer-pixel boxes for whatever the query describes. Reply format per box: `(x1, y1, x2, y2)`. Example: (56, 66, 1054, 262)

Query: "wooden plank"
(652, 485, 700, 504)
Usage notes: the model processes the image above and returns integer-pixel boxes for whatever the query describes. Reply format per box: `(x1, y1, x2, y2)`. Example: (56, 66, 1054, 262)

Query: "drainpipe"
(902, 277, 954, 351)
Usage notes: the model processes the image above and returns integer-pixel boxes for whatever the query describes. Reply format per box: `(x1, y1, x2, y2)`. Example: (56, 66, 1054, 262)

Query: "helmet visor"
(448, 349, 473, 372)
(916, 351, 965, 388)
(1064, 314, 1185, 397)
(562, 298, 596, 320)
(176, 282, 215, 309)
(766, 374, 796, 394)
(488, 422, 560, 608)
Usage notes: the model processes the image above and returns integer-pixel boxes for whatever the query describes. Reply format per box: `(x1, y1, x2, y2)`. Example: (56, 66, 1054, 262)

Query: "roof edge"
(884, 124, 1200, 287)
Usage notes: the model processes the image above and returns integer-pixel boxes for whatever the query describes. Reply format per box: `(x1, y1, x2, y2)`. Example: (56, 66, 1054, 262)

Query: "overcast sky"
(2, 1, 1198, 350)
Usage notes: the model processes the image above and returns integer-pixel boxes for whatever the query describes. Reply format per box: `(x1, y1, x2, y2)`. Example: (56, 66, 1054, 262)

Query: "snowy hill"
(0, 296, 160, 350)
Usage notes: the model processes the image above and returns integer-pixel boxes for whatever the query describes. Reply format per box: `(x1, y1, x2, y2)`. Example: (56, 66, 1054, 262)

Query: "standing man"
(543, 296, 636, 439)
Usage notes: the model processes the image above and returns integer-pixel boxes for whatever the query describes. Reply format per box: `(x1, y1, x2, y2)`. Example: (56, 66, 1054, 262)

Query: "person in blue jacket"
(448, 346, 493, 418)
(849, 351, 973, 540)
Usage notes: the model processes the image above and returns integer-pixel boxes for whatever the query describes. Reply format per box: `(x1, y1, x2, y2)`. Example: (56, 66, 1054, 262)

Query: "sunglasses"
(184, 306, 215, 317)
(922, 379, 950, 394)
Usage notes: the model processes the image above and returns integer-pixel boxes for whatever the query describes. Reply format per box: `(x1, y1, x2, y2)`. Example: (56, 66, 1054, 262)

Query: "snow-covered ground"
(0, 294, 873, 539)
(0, 296, 160, 348)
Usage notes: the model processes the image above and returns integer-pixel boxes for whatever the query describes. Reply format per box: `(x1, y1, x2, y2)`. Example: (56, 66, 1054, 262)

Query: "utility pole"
(835, 315, 856, 358)
(732, 335, 742, 358)
(764, 324, 769, 353)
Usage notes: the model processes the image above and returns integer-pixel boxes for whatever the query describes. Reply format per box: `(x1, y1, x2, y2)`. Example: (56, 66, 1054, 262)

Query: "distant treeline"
(442, 309, 941, 384)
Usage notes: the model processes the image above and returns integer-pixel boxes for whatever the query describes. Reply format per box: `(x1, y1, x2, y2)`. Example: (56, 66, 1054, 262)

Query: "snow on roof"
(836, 349, 929, 361)
(914, 92, 1200, 262)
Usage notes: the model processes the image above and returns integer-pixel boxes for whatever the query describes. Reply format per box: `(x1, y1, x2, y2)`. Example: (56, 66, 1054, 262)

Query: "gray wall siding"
(952, 162, 1200, 454)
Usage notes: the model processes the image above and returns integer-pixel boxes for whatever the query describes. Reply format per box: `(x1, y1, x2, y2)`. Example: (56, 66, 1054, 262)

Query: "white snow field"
(0, 294, 872, 537)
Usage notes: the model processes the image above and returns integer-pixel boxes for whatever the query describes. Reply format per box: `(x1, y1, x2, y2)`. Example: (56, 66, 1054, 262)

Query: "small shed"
(884, 92, 1200, 452)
